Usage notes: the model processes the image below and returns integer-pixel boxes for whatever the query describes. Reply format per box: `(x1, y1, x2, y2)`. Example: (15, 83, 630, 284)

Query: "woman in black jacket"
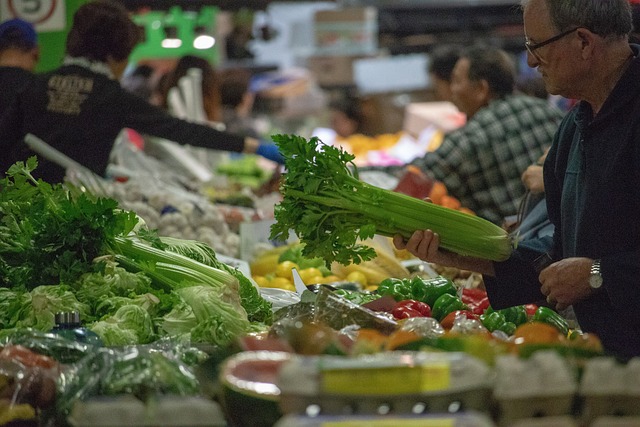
(0, 0, 281, 183)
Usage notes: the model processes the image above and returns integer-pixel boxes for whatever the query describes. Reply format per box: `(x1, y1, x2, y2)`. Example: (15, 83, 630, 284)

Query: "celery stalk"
(269, 134, 513, 265)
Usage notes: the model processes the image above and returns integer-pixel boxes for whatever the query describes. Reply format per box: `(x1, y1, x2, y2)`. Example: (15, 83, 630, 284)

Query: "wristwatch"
(589, 259, 603, 289)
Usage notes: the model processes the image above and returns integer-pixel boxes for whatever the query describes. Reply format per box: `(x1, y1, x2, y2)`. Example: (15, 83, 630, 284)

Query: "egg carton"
(277, 351, 494, 416)
(493, 351, 578, 426)
(506, 415, 578, 427)
(589, 416, 640, 427)
(579, 357, 640, 422)
(67, 395, 226, 427)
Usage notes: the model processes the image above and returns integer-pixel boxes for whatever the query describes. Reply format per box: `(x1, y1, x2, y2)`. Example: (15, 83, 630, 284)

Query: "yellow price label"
(321, 362, 450, 395)
(321, 418, 455, 427)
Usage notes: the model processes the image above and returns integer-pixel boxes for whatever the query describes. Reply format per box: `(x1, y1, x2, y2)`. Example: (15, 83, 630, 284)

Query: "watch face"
(589, 274, 603, 289)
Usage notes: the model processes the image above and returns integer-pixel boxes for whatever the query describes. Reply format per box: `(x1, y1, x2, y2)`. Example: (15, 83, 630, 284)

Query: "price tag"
(321, 419, 455, 427)
(321, 362, 451, 395)
(2, 0, 66, 31)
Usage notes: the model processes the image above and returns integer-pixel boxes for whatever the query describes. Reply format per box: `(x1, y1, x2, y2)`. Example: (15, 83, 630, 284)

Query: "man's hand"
(393, 229, 495, 276)
(539, 257, 597, 310)
(521, 164, 545, 194)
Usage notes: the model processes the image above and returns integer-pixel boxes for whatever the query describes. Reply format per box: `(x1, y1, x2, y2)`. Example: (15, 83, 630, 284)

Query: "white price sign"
(1, 0, 66, 32)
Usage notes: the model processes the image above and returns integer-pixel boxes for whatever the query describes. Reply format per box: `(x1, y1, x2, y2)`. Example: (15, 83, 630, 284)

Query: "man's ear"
(576, 28, 596, 59)
(475, 79, 491, 103)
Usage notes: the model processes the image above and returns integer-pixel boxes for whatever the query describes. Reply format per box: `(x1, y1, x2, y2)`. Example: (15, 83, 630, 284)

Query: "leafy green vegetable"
(102, 351, 200, 399)
(0, 157, 138, 289)
(0, 288, 30, 329)
(269, 134, 513, 265)
(18, 285, 91, 331)
(176, 285, 250, 346)
(89, 304, 155, 346)
(216, 155, 268, 190)
(74, 259, 154, 302)
(93, 294, 160, 319)
(0, 158, 270, 347)
(112, 237, 238, 290)
(160, 300, 198, 337)
(160, 236, 273, 325)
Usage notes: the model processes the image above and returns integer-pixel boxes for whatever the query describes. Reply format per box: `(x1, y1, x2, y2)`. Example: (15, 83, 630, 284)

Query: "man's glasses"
(525, 27, 580, 58)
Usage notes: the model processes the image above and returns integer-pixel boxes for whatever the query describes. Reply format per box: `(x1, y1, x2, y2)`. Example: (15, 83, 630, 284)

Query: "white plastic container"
(493, 351, 578, 426)
(590, 416, 640, 427)
(67, 395, 226, 427)
(580, 357, 640, 422)
(507, 415, 577, 427)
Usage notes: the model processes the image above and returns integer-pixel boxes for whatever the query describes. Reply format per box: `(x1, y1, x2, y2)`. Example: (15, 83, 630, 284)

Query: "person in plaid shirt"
(411, 45, 565, 225)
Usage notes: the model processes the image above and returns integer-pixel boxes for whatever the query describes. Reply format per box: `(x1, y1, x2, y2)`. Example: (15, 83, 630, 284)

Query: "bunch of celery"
(269, 134, 513, 265)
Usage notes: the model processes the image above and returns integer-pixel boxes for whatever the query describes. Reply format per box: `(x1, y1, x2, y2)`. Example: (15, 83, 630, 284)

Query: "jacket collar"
(62, 56, 115, 79)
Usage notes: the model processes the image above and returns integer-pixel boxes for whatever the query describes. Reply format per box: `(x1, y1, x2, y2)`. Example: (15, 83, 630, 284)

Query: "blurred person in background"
(0, 0, 283, 184)
(159, 54, 223, 124)
(329, 97, 366, 139)
(427, 44, 463, 102)
(516, 75, 549, 100)
(121, 63, 155, 102)
(402, 45, 565, 225)
(220, 68, 260, 138)
(0, 18, 38, 116)
(394, 0, 640, 360)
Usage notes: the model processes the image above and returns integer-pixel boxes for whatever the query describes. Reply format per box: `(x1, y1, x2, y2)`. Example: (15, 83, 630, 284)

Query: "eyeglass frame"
(525, 27, 580, 57)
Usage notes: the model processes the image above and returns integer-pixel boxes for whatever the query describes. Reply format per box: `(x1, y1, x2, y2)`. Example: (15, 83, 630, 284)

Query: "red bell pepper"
(524, 304, 539, 317)
(461, 288, 490, 314)
(391, 299, 432, 319)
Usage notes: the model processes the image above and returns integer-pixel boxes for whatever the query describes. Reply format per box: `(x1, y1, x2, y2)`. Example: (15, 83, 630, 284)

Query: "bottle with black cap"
(51, 311, 103, 346)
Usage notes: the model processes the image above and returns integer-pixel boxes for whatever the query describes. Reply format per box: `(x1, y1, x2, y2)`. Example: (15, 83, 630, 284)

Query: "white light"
(162, 38, 182, 48)
(193, 34, 215, 50)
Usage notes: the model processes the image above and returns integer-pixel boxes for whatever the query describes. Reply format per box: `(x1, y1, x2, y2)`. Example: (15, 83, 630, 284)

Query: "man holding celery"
(395, 0, 640, 360)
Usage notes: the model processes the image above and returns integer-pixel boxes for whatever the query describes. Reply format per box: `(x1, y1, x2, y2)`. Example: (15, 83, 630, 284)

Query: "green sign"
(130, 6, 219, 65)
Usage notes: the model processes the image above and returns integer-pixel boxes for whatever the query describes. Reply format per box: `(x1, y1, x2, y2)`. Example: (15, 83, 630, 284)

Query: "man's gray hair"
(522, 0, 632, 38)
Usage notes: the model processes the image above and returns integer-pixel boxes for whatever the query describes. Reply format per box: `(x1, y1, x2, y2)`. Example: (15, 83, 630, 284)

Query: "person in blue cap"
(0, 18, 39, 116)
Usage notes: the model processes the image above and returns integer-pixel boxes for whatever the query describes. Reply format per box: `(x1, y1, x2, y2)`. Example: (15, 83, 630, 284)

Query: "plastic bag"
(0, 342, 60, 424)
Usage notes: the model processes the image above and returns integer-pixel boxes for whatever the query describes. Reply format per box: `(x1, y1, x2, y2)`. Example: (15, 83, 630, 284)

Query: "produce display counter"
(0, 134, 636, 427)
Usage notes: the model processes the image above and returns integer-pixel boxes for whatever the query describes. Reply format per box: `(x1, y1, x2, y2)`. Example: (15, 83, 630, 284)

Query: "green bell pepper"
(497, 305, 529, 326)
(431, 293, 468, 321)
(410, 276, 457, 307)
(480, 311, 516, 335)
(376, 278, 413, 301)
(532, 306, 570, 336)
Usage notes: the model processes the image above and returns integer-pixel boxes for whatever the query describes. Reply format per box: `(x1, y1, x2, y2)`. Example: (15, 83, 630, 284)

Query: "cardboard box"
(314, 7, 378, 56)
(353, 54, 429, 94)
(403, 101, 466, 136)
(306, 55, 367, 87)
